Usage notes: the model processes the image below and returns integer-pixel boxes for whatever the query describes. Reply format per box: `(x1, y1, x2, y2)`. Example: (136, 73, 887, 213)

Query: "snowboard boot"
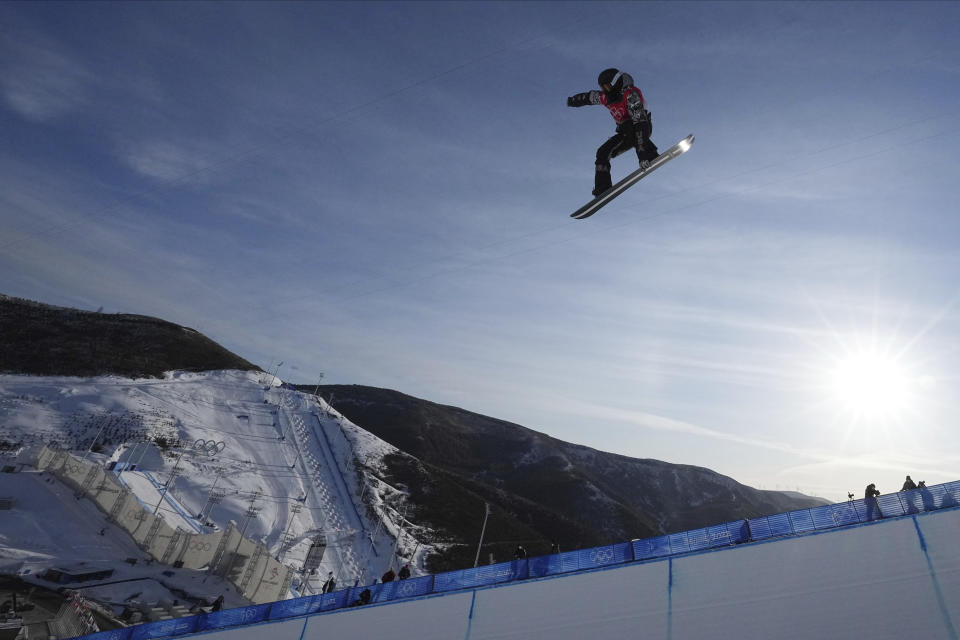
(593, 170, 612, 197)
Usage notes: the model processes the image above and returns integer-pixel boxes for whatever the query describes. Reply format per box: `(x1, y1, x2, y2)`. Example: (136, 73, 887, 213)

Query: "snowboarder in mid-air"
(567, 68, 659, 197)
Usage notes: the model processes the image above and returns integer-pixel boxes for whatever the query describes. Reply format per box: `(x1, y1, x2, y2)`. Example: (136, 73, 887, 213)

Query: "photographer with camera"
(865, 483, 882, 520)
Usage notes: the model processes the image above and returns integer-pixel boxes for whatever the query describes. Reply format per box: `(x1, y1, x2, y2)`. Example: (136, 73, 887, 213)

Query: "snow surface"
(0, 469, 249, 612)
(0, 370, 431, 610)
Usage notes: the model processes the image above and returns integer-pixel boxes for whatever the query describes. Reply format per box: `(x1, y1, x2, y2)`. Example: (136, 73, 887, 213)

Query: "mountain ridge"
(0, 294, 260, 378)
(305, 383, 828, 569)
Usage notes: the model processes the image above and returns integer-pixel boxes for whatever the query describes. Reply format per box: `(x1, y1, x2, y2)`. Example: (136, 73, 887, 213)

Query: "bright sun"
(829, 349, 911, 417)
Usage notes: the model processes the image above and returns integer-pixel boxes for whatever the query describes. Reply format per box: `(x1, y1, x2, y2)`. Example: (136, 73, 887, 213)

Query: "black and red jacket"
(568, 73, 651, 125)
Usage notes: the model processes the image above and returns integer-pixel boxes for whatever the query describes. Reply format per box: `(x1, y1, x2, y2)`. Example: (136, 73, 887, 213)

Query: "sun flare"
(829, 349, 911, 417)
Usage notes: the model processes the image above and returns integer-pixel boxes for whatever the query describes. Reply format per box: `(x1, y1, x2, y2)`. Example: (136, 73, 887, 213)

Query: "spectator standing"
(918, 481, 936, 510)
(321, 572, 336, 594)
(381, 567, 396, 583)
(865, 483, 882, 520)
(398, 564, 411, 580)
(901, 475, 920, 513)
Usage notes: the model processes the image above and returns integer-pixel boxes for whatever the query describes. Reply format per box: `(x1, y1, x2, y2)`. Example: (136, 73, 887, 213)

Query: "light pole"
(229, 490, 262, 576)
(199, 467, 226, 520)
(289, 434, 305, 469)
(388, 502, 410, 572)
(278, 502, 303, 563)
(239, 491, 261, 538)
(132, 439, 152, 469)
(153, 448, 188, 515)
(116, 441, 141, 478)
(474, 503, 491, 568)
(270, 361, 285, 388)
(79, 421, 109, 465)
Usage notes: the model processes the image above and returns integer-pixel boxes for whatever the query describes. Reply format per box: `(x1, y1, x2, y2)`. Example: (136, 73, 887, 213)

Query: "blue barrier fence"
(74, 480, 960, 640)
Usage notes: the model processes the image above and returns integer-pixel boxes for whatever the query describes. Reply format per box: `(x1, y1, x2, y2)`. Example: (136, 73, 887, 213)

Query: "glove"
(567, 92, 593, 108)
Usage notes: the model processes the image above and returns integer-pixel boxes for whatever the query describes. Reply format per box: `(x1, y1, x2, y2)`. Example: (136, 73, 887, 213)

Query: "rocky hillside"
(0, 294, 260, 378)
(309, 384, 828, 571)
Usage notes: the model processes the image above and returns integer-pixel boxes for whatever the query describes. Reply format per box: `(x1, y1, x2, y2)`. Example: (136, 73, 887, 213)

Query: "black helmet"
(598, 68, 620, 87)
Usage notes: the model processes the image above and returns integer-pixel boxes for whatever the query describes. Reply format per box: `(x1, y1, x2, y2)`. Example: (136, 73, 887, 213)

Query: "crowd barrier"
(74, 480, 960, 640)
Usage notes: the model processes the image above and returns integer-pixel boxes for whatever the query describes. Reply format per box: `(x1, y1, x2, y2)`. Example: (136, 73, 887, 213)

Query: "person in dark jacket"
(397, 564, 411, 580)
(902, 475, 917, 491)
(864, 483, 882, 520)
(381, 568, 396, 583)
(918, 481, 936, 510)
(321, 572, 336, 594)
(568, 68, 659, 196)
(514, 545, 527, 560)
(350, 588, 372, 607)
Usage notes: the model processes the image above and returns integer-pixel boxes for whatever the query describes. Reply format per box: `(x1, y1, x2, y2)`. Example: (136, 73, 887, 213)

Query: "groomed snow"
(0, 370, 433, 611)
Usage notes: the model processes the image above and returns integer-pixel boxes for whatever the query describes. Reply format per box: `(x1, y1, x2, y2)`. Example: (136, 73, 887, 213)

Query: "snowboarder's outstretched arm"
(567, 91, 603, 107)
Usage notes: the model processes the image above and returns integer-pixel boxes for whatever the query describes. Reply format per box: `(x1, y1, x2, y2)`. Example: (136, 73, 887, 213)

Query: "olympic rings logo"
(193, 439, 226, 456)
(188, 541, 213, 551)
(710, 530, 731, 542)
(589, 547, 615, 564)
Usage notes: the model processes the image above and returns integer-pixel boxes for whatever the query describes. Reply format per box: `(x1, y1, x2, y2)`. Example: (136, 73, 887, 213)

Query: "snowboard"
(571, 134, 695, 220)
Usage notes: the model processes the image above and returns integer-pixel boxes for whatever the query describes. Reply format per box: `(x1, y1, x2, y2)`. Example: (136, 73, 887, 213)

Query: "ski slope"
(0, 468, 250, 611)
(0, 370, 422, 600)
(108, 506, 960, 640)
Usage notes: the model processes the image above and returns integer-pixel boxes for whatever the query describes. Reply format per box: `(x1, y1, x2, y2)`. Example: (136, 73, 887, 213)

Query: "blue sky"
(2, 1, 959, 501)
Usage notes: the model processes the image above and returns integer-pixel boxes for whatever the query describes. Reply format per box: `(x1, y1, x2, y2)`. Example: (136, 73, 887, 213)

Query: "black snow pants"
(594, 118, 658, 196)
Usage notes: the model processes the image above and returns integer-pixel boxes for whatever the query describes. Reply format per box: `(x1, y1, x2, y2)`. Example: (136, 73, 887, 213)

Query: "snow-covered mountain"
(0, 370, 427, 616)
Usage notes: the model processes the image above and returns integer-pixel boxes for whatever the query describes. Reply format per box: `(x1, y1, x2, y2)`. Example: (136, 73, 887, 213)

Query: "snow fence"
(30, 445, 293, 604)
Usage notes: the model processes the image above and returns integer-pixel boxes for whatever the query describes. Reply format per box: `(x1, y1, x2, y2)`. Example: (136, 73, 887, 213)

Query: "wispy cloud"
(562, 398, 960, 483)
(0, 28, 93, 122)
(119, 139, 218, 183)
(781, 455, 960, 482)
(564, 399, 805, 454)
